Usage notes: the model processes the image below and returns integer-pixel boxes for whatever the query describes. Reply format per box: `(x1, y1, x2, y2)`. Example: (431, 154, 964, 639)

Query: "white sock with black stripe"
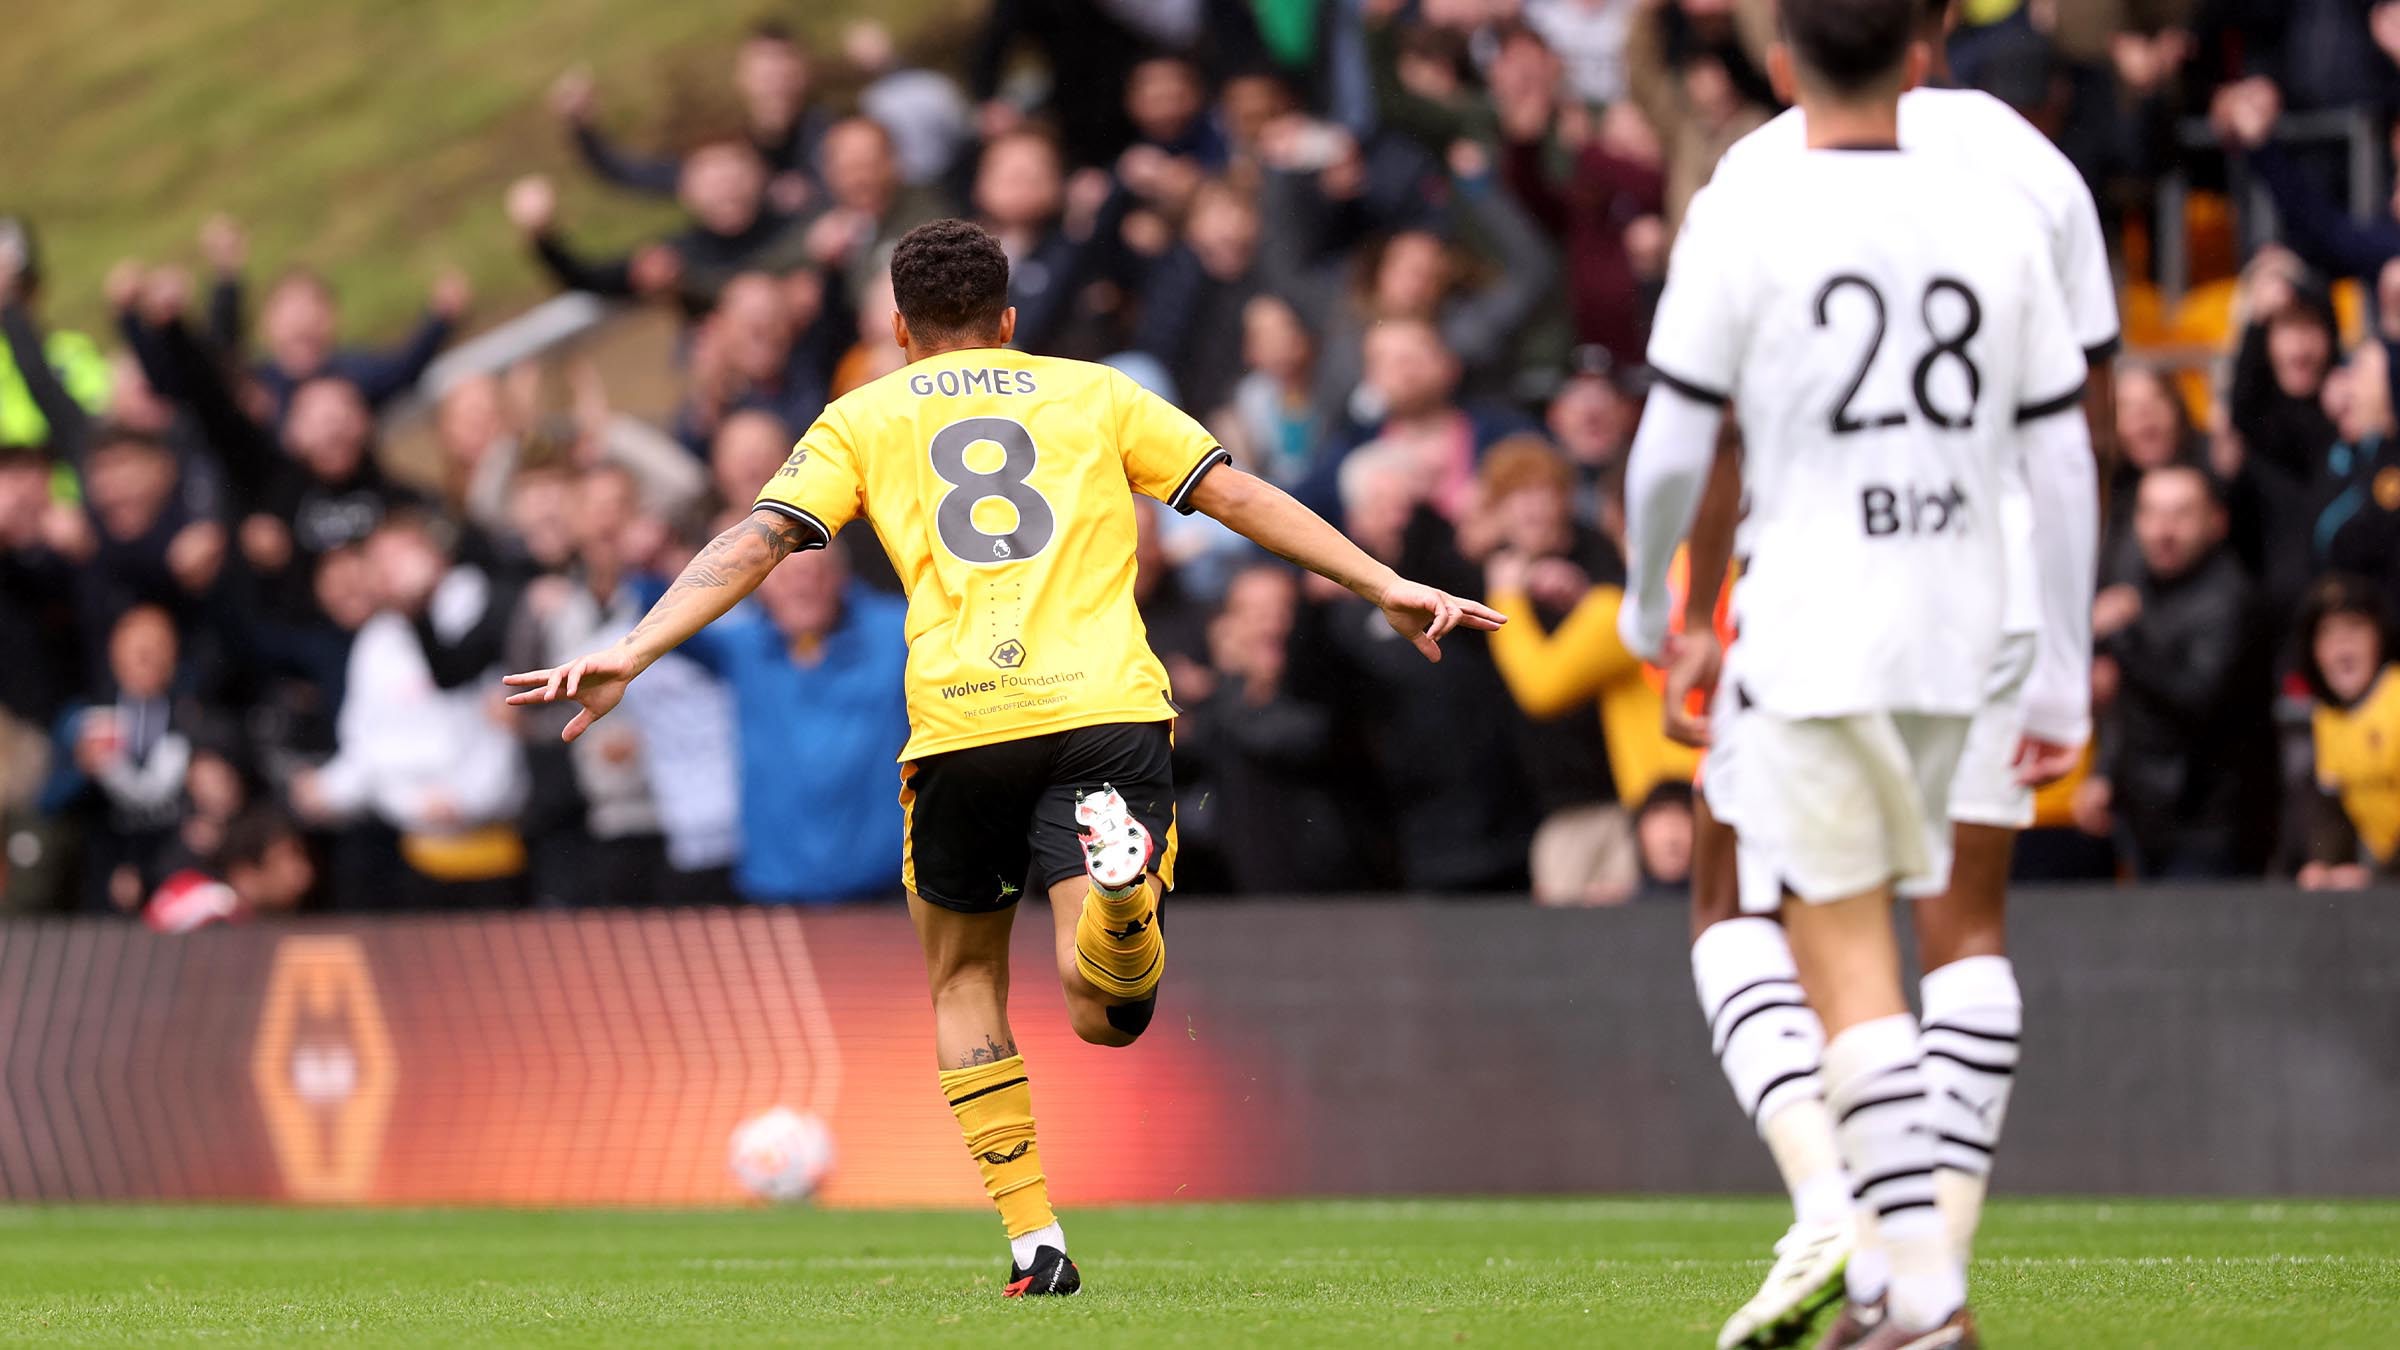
(1692, 919, 1848, 1227)
(1921, 955, 2022, 1263)
(1825, 1013, 1963, 1333)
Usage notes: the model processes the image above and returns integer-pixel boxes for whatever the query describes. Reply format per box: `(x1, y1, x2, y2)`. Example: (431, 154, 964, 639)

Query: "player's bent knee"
(1103, 992, 1156, 1039)
(1069, 1003, 1140, 1048)
(1060, 982, 1152, 1046)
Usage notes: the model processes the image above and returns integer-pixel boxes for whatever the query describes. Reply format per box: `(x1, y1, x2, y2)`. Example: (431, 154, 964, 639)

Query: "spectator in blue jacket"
(671, 542, 909, 904)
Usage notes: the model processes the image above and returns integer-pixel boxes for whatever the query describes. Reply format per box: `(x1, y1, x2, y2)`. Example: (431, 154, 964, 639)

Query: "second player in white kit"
(1632, 143, 2085, 902)
(1665, 20, 2119, 1350)
(1615, 1, 2099, 1344)
(1718, 83, 2116, 838)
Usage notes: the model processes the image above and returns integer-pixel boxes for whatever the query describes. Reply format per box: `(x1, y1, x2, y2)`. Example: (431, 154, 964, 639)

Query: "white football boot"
(1073, 784, 1152, 893)
(1719, 1217, 1854, 1349)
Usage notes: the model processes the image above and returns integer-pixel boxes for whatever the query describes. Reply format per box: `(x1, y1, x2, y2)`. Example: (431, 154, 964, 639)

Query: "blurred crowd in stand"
(4, 1, 2399, 926)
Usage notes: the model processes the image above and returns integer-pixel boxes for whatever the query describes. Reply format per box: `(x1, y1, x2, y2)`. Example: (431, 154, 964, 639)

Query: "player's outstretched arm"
(1183, 465, 1504, 663)
(502, 507, 814, 741)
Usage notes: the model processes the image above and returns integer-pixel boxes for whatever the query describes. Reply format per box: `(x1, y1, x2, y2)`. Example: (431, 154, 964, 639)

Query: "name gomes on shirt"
(909, 368, 1038, 398)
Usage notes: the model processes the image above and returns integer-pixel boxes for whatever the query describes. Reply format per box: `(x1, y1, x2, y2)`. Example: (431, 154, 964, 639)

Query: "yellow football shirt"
(754, 347, 1228, 761)
(2313, 667, 2400, 864)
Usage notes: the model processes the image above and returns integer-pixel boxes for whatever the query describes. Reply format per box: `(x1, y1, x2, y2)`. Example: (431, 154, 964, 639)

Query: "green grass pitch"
(0, 1199, 2391, 1346)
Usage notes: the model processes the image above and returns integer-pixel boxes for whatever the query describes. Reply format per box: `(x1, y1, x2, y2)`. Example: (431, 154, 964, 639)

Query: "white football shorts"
(1708, 701, 1971, 914)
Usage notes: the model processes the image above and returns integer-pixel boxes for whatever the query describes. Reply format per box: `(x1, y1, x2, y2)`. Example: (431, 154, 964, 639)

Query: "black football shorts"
(900, 720, 1177, 913)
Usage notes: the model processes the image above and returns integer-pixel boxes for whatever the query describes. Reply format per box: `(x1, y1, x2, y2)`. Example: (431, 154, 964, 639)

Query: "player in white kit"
(1662, 4, 2117, 1346)
(1617, 1, 2094, 1346)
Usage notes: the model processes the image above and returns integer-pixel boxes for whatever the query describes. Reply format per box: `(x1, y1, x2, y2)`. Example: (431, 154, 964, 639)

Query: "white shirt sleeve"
(2012, 250, 2092, 425)
(2052, 162, 2121, 359)
(2018, 413, 2099, 747)
(1624, 182, 1749, 662)
(1916, 89, 2118, 358)
(1644, 184, 1748, 407)
(1975, 90, 2120, 359)
(2011, 255, 2101, 747)
(1616, 385, 1726, 663)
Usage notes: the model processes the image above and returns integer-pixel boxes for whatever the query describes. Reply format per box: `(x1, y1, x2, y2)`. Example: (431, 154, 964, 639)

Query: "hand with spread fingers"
(503, 645, 643, 743)
(500, 508, 816, 741)
(1377, 578, 1507, 663)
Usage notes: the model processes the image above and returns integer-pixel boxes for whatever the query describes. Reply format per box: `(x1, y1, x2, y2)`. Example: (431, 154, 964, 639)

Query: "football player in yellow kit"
(506, 219, 1502, 1296)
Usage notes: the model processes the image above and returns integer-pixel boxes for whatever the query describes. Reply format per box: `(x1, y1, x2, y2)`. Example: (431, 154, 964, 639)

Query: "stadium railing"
(2156, 106, 2384, 306)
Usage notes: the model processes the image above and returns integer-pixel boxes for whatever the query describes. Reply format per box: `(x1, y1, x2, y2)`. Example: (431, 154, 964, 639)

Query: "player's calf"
(1783, 891, 1960, 1339)
(1818, 1011, 1967, 1342)
(1913, 823, 2011, 969)
(941, 1050, 1067, 1287)
(1919, 956, 2020, 1263)
(1696, 915, 1856, 1349)
(1689, 791, 1746, 940)
(1915, 822, 2021, 1265)
(909, 896, 1072, 1292)
(1690, 799, 1858, 1348)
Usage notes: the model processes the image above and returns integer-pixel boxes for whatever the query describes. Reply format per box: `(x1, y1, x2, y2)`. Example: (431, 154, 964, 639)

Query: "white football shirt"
(1718, 87, 2119, 360)
(1634, 146, 2089, 720)
(1711, 86, 2113, 742)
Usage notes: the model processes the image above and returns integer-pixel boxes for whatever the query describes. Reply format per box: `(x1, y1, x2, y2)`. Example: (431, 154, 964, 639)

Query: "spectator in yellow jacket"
(1487, 556, 1699, 813)
(2297, 574, 2400, 889)
(1480, 441, 1697, 904)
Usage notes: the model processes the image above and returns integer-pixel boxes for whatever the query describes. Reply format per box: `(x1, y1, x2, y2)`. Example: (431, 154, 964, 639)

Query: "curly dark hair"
(889, 218, 1011, 342)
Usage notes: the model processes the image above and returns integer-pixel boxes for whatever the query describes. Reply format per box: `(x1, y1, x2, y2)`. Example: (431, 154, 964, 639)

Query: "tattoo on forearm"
(624, 607, 666, 645)
(622, 512, 811, 646)
(956, 1034, 1017, 1068)
(682, 519, 766, 587)
(753, 513, 814, 560)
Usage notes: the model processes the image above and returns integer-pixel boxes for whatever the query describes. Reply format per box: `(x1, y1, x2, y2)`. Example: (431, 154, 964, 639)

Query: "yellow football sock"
(1074, 882, 1164, 1001)
(939, 1055, 1054, 1238)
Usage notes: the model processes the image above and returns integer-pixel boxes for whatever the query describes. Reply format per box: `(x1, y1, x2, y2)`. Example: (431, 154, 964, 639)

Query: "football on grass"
(728, 1106, 835, 1202)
